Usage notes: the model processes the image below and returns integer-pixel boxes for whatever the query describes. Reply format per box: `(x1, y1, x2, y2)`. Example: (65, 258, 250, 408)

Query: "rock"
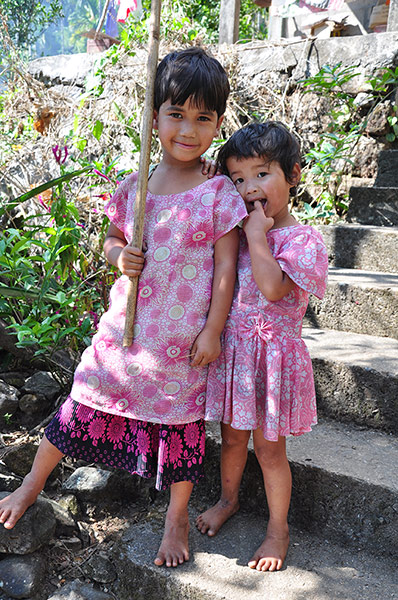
(81, 552, 117, 583)
(0, 553, 46, 599)
(2, 441, 61, 482)
(58, 536, 82, 551)
(62, 467, 115, 502)
(0, 493, 56, 554)
(46, 499, 78, 537)
(0, 381, 19, 418)
(0, 373, 25, 389)
(57, 494, 80, 520)
(2, 442, 39, 478)
(365, 101, 391, 136)
(22, 372, 61, 401)
(18, 393, 48, 414)
(47, 580, 114, 600)
(0, 472, 22, 493)
(28, 53, 98, 87)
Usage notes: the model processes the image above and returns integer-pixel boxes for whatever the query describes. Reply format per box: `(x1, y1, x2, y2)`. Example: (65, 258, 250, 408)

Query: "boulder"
(0, 553, 46, 599)
(47, 580, 114, 600)
(0, 381, 19, 418)
(22, 371, 61, 402)
(0, 493, 56, 554)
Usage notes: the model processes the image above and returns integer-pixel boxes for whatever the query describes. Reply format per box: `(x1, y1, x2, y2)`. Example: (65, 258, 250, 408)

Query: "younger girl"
(196, 122, 328, 572)
(0, 47, 247, 568)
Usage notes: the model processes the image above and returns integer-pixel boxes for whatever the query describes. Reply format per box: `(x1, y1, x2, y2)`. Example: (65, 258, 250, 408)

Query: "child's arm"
(244, 202, 296, 302)
(104, 223, 145, 277)
(191, 228, 239, 367)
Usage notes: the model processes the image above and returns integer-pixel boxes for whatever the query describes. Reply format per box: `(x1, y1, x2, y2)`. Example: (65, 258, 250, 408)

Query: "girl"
(196, 122, 329, 572)
(0, 47, 247, 568)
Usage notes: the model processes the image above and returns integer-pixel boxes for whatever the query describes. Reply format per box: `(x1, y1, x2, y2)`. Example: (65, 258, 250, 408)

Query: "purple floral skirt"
(45, 397, 205, 490)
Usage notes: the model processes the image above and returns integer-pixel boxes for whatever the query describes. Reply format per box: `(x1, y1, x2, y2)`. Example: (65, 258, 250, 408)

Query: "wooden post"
(96, 0, 111, 38)
(219, 0, 241, 44)
(123, 0, 161, 347)
(387, 0, 398, 31)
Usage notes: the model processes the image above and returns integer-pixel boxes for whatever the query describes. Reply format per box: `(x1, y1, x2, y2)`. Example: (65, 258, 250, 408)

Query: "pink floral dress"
(66, 173, 247, 426)
(205, 225, 328, 442)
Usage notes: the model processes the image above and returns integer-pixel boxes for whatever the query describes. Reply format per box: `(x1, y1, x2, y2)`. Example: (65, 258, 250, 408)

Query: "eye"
(198, 116, 211, 122)
(169, 112, 182, 119)
(233, 177, 244, 185)
(257, 171, 267, 178)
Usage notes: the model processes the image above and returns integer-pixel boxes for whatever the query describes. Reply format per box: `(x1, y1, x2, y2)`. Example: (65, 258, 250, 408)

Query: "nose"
(180, 119, 195, 137)
(244, 179, 259, 200)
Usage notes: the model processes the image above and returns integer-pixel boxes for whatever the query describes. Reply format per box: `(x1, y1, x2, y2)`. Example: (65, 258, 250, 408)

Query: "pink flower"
(184, 422, 200, 448)
(184, 220, 213, 248)
(88, 417, 107, 440)
(59, 397, 74, 425)
(94, 169, 111, 182)
(158, 438, 168, 466)
(52, 145, 68, 164)
(138, 276, 161, 307)
(137, 429, 150, 454)
(107, 416, 126, 444)
(155, 335, 191, 367)
(76, 403, 95, 423)
(169, 431, 183, 463)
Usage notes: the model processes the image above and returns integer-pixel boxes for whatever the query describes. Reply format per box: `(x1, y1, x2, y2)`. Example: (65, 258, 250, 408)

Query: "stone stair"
(110, 151, 398, 599)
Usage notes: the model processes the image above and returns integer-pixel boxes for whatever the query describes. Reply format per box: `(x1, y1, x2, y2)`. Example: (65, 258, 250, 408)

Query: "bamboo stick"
(123, 0, 161, 347)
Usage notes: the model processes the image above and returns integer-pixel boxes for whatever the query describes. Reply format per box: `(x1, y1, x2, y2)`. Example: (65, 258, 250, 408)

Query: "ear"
(290, 162, 301, 187)
(153, 110, 159, 130)
(214, 115, 224, 137)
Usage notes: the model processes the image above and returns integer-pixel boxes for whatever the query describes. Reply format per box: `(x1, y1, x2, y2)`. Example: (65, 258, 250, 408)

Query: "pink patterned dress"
(66, 173, 247, 426)
(205, 224, 328, 442)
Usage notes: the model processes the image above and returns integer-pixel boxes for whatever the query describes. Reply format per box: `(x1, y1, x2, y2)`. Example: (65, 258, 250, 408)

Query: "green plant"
(0, 165, 114, 381)
(387, 112, 398, 142)
(298, 63, 363, 222)
(0, 0, 63, 51)
(3, 413, 13, 424)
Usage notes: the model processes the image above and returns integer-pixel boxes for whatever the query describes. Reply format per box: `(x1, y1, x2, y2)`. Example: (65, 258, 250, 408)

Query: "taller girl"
(0, 48, 247, 568)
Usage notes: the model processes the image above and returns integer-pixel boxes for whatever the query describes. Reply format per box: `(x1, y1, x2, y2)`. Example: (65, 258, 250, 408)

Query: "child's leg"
(0, 435, 64, 529)
(196, 423, 250, 536)
(249, 430, 291, 572)
(154, 480, 193, 567)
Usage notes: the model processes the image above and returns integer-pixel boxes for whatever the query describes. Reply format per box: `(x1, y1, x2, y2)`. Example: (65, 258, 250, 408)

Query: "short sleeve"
(275, 228, 328, 299)
(104, 173, 138, 233)
(210, 176, 248, 242)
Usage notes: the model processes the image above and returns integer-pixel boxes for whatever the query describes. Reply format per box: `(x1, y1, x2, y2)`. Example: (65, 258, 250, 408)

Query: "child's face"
(226, 155, 300, 227)
(153, 98, 223, 165)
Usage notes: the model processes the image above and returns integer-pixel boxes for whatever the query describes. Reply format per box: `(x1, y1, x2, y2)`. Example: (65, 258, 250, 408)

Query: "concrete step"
(305, 266, 398, 339)
(112, 512, 398, 600)
(316, 223, 398, 274)
(375, 149, 398, 187)
(347, 186, 398, 226)
(303, 327, 398, 433)
(199, 420, 398, 560)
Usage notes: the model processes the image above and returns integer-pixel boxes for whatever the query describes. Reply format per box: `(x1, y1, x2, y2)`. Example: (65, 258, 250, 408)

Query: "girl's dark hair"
(154, 47, 230, 117)
(218, 121, 301, 188)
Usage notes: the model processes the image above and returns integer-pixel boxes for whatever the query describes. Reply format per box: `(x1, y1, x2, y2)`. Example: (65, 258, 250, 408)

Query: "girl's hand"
(200, 156, 221, 179)
(117, 245, 145, 277)
(243, 201, 274, 238)
(190, 327, 221, 367)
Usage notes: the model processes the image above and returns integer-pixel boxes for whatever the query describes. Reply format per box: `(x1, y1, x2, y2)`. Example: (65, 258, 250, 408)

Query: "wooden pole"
(123, 0, 161, 347)
(95, 0, 111, 38)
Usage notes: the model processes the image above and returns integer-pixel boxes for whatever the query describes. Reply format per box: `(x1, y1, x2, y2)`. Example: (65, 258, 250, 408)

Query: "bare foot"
(195, 499, 239, 537)
(0, 477, 41, 530)
(154, 511, 190, 567)
(248, 526, 289, 572)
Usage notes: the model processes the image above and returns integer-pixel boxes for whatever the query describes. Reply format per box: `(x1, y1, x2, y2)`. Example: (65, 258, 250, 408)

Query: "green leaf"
(5, 167, 92, 208)
(92, 120, 104, 141)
